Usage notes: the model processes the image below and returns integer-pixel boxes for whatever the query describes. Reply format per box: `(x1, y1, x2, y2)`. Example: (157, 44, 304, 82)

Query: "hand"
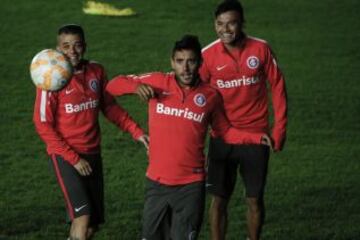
(274, 136, 286, 152)
(137, 134, 150, 151)
(135, 84, 155, 101)
(260, 134, 273, 151)
(74, 158, 92, 176)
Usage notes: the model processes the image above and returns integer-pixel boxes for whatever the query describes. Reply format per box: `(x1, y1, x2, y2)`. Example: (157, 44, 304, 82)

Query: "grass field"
(1, 0, 360, 239)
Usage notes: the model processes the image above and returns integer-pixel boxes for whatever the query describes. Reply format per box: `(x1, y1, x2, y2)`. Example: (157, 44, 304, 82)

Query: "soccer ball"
(30, 49, 73, 91)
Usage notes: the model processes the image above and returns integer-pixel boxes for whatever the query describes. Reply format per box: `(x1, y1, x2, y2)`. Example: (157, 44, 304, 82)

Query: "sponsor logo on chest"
(216, 76, 260, 89)
(65, 98, 99, 113)
(156, 103, 205, 123)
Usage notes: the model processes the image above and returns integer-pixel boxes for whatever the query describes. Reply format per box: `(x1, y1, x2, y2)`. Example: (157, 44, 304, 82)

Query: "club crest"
(193, 93, 206, 107)
(246, 56, 260, 69)
(89, 79, 99, 92)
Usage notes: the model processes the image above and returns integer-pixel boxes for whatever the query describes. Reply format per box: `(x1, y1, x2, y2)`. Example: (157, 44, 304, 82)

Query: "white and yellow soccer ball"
(30, 49, 73, 91)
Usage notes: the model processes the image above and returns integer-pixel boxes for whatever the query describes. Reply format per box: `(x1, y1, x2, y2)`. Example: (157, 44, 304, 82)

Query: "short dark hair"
(172, 35, 202, 61)
(215, 0, 245, 23)
(57, 24, 85, 41)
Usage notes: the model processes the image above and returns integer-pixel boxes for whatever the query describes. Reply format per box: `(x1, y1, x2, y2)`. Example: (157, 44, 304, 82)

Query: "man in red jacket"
(107, 35, 272, 240)
(199, 1, 288, 240)
(33, 24, 148, 240)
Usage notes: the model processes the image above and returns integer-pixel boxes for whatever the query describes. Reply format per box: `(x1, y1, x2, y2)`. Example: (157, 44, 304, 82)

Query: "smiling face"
(215, 10, 243, 50)
(57, 33, 86, 68)
(171, 49, 201, 88)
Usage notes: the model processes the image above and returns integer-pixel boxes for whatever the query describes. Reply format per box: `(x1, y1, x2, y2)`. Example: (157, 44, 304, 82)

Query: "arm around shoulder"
(106, 75, 140, 96)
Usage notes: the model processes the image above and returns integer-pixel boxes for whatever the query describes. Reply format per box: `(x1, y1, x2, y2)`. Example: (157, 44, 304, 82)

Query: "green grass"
(1, 0, 360, 239)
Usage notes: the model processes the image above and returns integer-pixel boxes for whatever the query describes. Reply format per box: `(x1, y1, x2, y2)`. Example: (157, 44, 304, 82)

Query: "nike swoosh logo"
(65, 88, 75, 94)
(74, 204, 87, 212)
(205, 183, 213, 187)
(162, 91, 171, 95)
(216, 65, 227, 71)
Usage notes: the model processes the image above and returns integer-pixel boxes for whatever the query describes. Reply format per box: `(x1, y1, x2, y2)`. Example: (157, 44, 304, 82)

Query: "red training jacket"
(33, 60, 144, 165)
(107, 72, 263, 185)
(200, 36, 287, 151)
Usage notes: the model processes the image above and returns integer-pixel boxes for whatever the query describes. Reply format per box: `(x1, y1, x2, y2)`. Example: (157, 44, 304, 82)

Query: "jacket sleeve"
(106, 75, 140, 96)
(264, 45, 288, 151)
(106, 72, 167, 96)
(210, 94, 263, 144)
(100, 71, 145, 140)
(33, 88, 81, 165)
